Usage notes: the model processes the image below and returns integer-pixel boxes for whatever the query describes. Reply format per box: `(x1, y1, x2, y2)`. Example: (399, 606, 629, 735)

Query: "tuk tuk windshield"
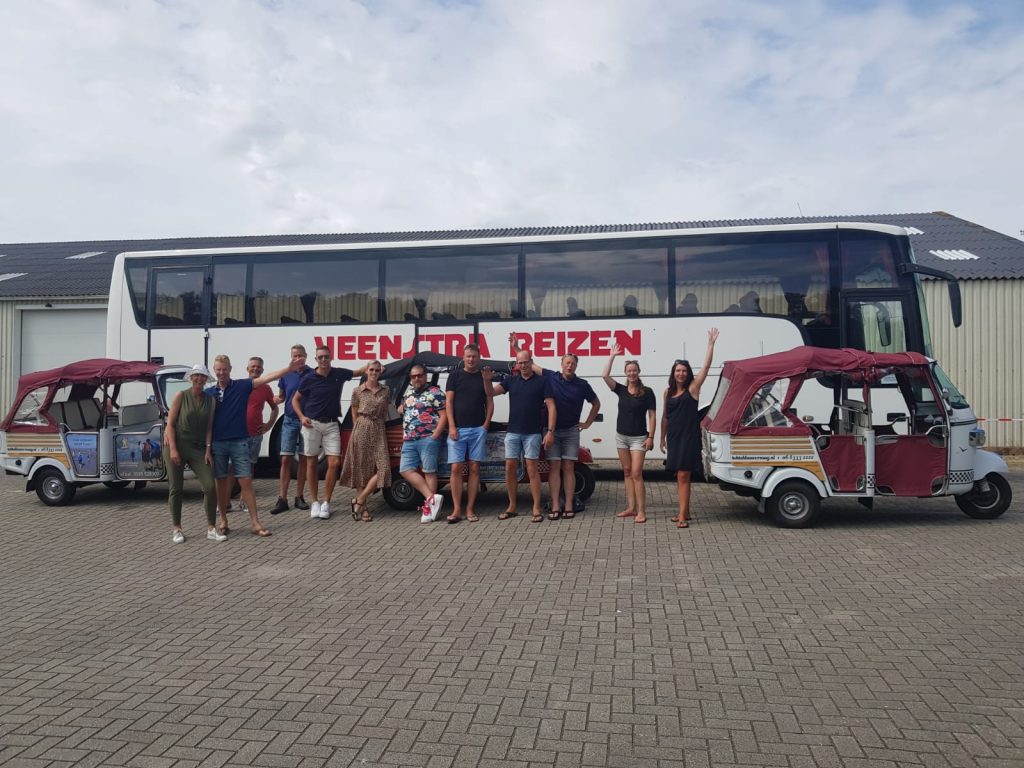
(931, 362, 969, 409)
(742, 378, 793, 428)
(705, 377, 731, 423)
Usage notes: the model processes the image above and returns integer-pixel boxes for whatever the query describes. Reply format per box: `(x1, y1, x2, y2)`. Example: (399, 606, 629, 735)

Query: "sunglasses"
(315, 355, 331, 360)
(410, 373, 426, 378)
(624, 359, 639, 366)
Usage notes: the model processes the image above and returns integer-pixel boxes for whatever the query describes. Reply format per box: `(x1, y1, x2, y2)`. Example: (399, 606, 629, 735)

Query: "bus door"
(146, 265, 210, 365)
(841, 290, 913, 427)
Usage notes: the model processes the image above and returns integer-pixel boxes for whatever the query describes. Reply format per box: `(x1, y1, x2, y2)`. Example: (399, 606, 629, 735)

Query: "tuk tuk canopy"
(703, 347, 931, 435)
(1, 359, 161, 431)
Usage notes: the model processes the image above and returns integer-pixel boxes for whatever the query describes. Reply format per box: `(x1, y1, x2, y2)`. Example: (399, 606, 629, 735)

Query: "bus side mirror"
(947, 280, 963, 328)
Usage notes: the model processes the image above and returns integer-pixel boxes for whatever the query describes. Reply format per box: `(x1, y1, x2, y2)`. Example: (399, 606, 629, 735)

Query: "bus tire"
(574, 463, 596, 502)
(956, 473, 1011, 519)
(766, 480, 820, 528)
(383, 471, 424, 511)
(35, 467, 77, 506)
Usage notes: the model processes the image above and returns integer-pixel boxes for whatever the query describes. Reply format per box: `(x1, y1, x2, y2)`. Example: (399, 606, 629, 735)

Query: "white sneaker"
(238, 500, 249, 514)
(318, 501, 331, 519)
(310, 501, 321, 518)
(172, 530, 185, 544)
(429, 494, 444, 521)
(420, 502, 432, 524)
(207, 529, 227, 542)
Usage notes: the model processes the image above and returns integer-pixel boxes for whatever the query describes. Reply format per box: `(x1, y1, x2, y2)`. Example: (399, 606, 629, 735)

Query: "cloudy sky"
(1, 0, 1021, 243)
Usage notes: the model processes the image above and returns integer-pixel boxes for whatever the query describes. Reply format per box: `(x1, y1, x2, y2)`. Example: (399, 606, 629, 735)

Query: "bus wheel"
(956, 473, 1012, 519)
(383, 471, 424, 511)
(35, 467, 77, 506)
(766, 480, 820, 528)
(574, 463, 596, 501)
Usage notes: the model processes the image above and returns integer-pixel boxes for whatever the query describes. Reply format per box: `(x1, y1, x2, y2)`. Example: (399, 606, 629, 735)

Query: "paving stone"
(1, 467, 1023, 767)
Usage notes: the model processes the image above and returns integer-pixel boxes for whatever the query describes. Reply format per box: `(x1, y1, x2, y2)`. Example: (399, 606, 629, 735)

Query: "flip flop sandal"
(446, 515, 462, 524)
(531, 514, 544, 523)
(252, 528, 272, 537)
(563, 511, 576, 519)
(497, 511, 517, 520)
(547, 511, 562, 521)
(467, 513, 480, 523)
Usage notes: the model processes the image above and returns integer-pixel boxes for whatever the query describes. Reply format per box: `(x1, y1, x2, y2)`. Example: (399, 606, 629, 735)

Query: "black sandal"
(350, 500, 360, 521)
(548, 510, 562, 521)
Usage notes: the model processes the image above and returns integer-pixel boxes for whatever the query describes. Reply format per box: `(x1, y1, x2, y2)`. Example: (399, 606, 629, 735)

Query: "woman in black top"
(660, 328, 719, 528)
(603, 344, 657, 523)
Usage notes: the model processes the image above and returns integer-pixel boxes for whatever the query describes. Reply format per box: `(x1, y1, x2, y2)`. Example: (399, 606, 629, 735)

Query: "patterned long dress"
(340, 384, 393, 490)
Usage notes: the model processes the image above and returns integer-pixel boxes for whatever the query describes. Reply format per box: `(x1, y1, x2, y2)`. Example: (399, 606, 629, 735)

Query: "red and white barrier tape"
(978, 418, 1024, 423)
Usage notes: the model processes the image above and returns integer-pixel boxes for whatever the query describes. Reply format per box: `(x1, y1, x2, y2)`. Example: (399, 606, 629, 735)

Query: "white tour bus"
(106, 222, 961, 463)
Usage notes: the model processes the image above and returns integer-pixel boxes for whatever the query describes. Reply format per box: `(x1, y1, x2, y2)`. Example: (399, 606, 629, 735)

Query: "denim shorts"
(615, 432, 649, 452)
(505, 432, 542, 461)
(247, 434, 263, 462)
(212, 438, 253, 479)
(447, 425, 488, 463)
(546, 427, 581, 461)
(279, 415, 304, 455)
(400, 437, 441, 473)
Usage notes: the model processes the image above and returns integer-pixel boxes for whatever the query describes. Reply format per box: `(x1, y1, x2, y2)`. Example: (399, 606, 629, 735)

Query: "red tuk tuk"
(702, 347, 1012, 527)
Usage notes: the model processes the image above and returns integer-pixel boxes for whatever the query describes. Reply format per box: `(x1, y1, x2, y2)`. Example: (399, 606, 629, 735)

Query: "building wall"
(0, 298, 107, 414)
(923, 279, 1024, 450)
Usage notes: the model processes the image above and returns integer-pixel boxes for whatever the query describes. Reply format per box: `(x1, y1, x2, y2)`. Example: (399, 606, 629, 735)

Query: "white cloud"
(0, 0, 1020, 241)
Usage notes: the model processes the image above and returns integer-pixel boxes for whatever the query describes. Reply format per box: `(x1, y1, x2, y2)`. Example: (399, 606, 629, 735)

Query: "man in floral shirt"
(398, 363, 448, 523)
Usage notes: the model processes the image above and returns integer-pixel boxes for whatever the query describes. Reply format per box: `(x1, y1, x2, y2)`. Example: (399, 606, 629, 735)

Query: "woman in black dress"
(660, 328, 719, 528)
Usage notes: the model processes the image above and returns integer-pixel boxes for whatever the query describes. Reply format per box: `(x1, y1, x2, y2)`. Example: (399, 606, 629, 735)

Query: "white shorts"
(301, 420, 340, 456)
(615, 432, 649, 452)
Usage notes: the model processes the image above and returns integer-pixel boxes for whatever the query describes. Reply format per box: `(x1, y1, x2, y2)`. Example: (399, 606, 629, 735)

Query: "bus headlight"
(969, 429, 986, 447)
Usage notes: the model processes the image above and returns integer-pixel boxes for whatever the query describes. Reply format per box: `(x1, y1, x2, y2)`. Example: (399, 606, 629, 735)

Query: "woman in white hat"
(164, 364, 226, 543)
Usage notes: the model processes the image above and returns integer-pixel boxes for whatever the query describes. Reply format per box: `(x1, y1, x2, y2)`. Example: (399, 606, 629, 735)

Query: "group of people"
(163, 328, 720, 542)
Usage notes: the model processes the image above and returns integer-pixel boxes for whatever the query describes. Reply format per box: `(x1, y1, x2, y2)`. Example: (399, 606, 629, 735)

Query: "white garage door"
(20, 307, 107, 376)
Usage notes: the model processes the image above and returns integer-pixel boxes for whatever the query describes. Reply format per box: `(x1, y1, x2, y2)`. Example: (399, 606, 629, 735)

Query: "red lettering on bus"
(337, 337, 355, 358)
(567, 330, 588, 356)
(379, 335, 403, 359)
(534, 332, 554, 356)
(590, 330, 611, 356)
(613, 329, 641, 356)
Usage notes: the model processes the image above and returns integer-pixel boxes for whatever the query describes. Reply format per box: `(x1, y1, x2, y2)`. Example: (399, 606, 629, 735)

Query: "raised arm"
(254, 358, 303, 388)
(601, 343, 621, 391)
(482, 366, 506, 397)
(690, 327, 720, 395)
(509, 331, 543, 375)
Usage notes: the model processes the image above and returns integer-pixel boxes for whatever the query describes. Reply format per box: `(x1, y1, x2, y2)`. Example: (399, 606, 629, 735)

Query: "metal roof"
(0, 211, 1020, 299)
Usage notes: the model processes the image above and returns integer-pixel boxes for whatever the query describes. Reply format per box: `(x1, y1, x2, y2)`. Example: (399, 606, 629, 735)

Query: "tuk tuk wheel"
(383, 471, 424, 511)
(574, 462, 596, 501)
(103, 481, 131, 490)
(35, 467, 77, 506)
(766, 480, 820, 528)
(955, 473, 1012, 519)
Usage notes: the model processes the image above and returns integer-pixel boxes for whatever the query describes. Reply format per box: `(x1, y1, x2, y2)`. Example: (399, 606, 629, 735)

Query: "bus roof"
(117, 221, 909, 260)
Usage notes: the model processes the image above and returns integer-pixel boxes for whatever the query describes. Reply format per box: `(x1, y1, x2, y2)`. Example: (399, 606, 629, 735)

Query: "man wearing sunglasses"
(292, 346, 368, 520)
(398, 363, 447, 523)
(206, 353, 301, 538)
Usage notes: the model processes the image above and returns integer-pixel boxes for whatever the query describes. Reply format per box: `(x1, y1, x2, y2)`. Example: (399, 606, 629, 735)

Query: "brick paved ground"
(1, 463, 1022, 768)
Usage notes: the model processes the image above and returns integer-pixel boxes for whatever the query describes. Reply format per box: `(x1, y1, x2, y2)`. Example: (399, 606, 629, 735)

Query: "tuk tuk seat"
(50, 398, 103, 432)
(120, 401, 160, 428)
(838, 399, 869, 434)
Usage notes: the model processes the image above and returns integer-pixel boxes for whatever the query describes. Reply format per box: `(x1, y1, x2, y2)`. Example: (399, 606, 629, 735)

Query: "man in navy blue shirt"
(269, 344, 313, 515)
(207, 353, 300, 537)
(512, 338, 600, 520)
(484, 339, 555, 522)
(291, 345, 367, 520)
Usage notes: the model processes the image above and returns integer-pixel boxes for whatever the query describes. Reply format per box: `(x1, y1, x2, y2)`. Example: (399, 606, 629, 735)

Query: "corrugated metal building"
(2, 212, 1022, 446)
